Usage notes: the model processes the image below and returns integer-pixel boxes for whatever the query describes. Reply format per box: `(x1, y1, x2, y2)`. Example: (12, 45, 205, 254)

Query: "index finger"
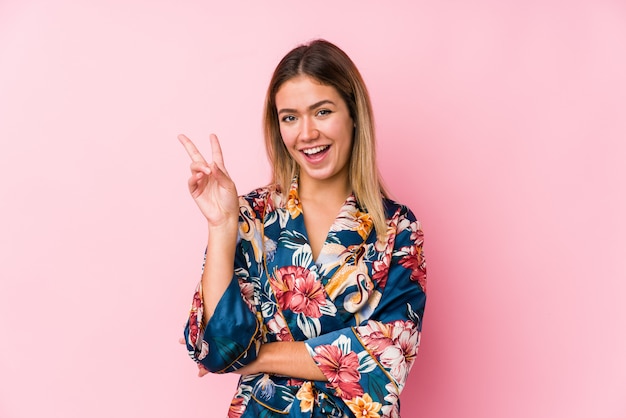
(178, 134, 207, 163)
(209, 134, 226, 170)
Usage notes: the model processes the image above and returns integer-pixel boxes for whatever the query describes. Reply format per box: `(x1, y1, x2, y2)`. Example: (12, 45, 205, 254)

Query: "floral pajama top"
(184, 179, 427, 418)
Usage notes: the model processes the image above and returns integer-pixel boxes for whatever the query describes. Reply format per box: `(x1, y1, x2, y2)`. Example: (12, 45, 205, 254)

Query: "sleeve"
(183, 203, 264, 374)
(304, 206, 426, 416)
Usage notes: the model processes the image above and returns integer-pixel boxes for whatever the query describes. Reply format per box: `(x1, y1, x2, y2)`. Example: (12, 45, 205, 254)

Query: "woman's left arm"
(232, 341, 327, 381)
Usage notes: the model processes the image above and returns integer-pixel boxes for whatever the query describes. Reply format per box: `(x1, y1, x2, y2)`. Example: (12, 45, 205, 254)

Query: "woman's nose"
(299, 117, 319, 141)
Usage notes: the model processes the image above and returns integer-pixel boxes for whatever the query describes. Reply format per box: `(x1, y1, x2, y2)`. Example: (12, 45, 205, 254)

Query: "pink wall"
(1, 1, 625, 417)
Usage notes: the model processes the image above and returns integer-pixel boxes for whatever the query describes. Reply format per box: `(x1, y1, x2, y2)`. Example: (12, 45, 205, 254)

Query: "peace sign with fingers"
(178, 133, 239, 228)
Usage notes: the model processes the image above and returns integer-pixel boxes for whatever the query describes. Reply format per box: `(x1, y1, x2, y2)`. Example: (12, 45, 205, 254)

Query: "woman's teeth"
(303, 145, 329, 155)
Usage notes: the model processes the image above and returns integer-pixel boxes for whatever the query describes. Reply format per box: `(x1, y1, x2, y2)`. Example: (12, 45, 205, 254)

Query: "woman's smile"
(301, 144, 331, 162)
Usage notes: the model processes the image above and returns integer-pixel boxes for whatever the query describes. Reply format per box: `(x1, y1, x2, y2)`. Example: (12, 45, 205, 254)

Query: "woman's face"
(275, 75, 354, 189)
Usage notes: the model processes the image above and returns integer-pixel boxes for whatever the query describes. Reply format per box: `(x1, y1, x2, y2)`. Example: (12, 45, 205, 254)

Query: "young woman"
(180, 39, 426, 418)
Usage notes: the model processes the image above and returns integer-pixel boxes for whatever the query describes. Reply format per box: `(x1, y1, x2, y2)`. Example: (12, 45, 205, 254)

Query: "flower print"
(288, 377, 305, 386)
(264, 237, 277, 262)
(381, 383, 400, 418)
(396, 216, 412, 236)
(313, 345, 363, 400)
(353, 211, 373, 240)
(296, 381, 315, 412)
(345, 393, 382, 418)
(197, 340, 209, 360)
(412, 265, 427, 294)
(250, 194, 266, 215)
(266, 314, 292, 342)
(287, 188, 302, 219)
(331, 380, 364, 402)
(396, 246, 416, 269)
(188, 311, 199, 346)
(407, 218, 424, 243)
(238, 280, 256, 311)
(359, 320, 420, 387)
(191, 289, 202, 309)
(332, 199, 373, 240)
(357, 321, 395, 355)
(289, 273, 325, 317)
(371, 256, 390, 289)
(398, 244, 427, 292)
(265, 185, 283, 212)
(188, 290, 203, 346)
(228, 396, 245, 418)
(252, 374, 276, 401)
(379, 330, 419, 386)
(271, 266, 326, 318)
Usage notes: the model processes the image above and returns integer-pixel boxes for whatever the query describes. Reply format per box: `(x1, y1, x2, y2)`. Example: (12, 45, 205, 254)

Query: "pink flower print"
(238, 280, 255, 311)
(398, 245, 427, 293)
(313, 345, 363, 400)
(380, 322, 419, 384)
(227, 396, 245, 418)
(408, 219, 424, 245)
(271, 266, 326, 318)
(197, 340, 209, 360)
(188, 290, 203, 346)
(251, 195, 266, 214)
(188, 311, 199, 346)
(332, 380, 365, 402)
(381, 383, 401, 418)
(372, 256, 390, 289)
(266, 314, 293, 342)
(192, 290, 202, 309)
(360, 320, 419, 386)
(357, 321, 395, 356)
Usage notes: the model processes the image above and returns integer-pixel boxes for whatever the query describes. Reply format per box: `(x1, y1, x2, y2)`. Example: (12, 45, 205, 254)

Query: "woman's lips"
(301, 145, 330, 163)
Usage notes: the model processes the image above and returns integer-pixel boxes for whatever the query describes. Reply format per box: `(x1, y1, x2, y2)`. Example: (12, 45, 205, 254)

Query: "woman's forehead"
(275, 76, 343, 109)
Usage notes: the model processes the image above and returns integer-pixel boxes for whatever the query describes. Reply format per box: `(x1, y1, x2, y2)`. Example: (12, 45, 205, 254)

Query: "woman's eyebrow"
(277, 100, 336, 115)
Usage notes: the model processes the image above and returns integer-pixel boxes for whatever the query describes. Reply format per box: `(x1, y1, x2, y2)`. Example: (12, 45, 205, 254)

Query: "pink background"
(1, 1, 625, 417)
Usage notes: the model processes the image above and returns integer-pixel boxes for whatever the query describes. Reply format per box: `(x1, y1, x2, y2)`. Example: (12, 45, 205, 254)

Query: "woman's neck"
(297, 172, 351, 205)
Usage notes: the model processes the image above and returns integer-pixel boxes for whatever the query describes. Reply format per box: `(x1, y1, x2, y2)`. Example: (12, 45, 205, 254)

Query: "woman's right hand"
(178, 134, 239, 228)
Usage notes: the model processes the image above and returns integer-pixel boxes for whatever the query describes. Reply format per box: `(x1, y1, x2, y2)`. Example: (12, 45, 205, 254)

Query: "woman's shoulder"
(382, 196, 417, 220)
(238, 184, 284, 217)
(381, 197, 424, 243)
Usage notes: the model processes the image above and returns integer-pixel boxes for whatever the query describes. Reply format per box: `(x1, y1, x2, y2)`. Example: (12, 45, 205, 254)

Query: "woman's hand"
(178, 134, 239, 228)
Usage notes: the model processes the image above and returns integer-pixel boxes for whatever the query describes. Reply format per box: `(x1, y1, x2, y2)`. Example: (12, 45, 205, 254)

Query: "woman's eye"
(317, 109, 332, 117)
(281, 115, 296, 123)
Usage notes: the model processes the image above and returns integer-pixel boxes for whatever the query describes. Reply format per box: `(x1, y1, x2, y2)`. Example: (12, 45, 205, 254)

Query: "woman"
(180, 39, 426, 418)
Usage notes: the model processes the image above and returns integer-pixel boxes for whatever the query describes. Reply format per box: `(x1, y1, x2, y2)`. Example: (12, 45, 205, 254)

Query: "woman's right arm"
(178, 133, 240, 324)
(180, 134, 264, 373)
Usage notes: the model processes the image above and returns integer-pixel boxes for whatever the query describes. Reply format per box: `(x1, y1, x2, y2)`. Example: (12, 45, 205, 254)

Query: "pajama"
(184, 179, 426, 417)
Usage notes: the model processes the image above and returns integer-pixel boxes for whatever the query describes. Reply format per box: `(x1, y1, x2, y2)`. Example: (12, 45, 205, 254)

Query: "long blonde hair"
(263, 39, 390, 239)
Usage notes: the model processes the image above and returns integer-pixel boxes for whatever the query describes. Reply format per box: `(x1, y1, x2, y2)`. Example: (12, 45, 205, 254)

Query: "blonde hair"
(263, 39, 389, 239)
